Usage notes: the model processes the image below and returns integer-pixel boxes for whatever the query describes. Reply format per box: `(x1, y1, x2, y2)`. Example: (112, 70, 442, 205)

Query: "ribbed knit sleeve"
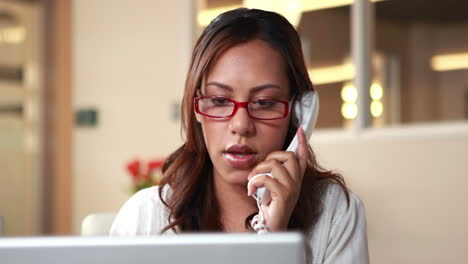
(309, 184, 369, 264)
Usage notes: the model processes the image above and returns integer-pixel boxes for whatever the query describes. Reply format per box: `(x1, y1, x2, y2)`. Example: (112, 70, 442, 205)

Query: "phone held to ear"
(247, 90, 319, 233)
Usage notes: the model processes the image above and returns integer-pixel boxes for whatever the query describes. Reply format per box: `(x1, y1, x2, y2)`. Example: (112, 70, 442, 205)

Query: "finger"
(248, 159, 295, 188)
(297, 126, 308, 179)
(262, 151, 300, 183)
(247, 174, 286, 199)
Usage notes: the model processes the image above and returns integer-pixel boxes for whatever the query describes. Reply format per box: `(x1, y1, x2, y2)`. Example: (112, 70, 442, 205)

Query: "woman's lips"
(223, 152, 257, 168)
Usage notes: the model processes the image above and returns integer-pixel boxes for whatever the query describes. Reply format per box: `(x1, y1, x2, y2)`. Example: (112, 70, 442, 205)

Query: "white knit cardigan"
(110, 184, 369, 264)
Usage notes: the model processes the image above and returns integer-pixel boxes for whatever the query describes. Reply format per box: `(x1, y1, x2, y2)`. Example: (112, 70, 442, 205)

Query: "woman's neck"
(213, 171, 258, 233)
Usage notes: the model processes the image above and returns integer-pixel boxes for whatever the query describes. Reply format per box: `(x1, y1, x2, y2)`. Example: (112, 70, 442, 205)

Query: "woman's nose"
(228, 106, 255, 136)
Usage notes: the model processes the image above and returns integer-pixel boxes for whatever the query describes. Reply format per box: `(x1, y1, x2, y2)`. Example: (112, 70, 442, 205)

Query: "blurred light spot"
(342, 103, 357, 120)
(370, 82, 383, 100)
(308, 63, 354, 85)
(431, 52, 468, 71)
(370, 101, 383, 118)
(341, 83, 358, 103)
(3, 26, 26, 44)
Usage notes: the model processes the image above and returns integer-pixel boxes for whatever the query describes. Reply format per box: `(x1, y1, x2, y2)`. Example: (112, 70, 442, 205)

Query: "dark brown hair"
(158, 8, 348, 237)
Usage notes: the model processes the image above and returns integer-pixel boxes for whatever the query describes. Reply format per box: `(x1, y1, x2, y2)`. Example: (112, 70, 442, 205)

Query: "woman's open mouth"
(223, 144, 258, 169)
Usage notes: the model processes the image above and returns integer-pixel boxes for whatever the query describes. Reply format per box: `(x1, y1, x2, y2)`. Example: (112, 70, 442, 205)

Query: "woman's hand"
(247, 126, 308, 231)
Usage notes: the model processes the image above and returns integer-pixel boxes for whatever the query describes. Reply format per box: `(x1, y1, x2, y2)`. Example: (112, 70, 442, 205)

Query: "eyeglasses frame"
(194, 96, 291, 120)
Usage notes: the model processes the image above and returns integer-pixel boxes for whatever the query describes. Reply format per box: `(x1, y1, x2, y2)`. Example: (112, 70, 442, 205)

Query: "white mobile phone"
(249, 90, 319, 205)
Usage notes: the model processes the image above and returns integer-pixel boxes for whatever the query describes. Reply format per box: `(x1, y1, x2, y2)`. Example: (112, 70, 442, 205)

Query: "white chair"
(81, 213, 116, 236)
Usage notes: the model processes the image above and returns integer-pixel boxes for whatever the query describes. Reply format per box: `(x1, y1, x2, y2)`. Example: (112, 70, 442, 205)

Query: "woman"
(110, 8, 369, 263)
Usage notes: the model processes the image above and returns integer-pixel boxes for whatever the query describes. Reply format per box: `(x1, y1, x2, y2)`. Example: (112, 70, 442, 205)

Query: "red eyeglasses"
(194, 96, 290, 120)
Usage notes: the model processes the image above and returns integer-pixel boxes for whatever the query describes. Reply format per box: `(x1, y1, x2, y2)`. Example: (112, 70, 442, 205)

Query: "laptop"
(0, 232, 305, 264)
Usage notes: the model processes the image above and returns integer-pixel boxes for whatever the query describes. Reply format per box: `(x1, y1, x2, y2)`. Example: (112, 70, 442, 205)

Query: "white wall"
(72, 0, 194, 233)
(312, 123, 468, 264)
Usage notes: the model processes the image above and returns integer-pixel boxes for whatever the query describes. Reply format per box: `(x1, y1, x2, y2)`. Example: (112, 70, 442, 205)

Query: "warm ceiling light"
(308, 63, 354, 85)
(1, 26, 26, 44)
(370, 101, 383, 118)
(342, 103, 357, 120)
(198, 0, 386, 27)
(431, 52, 468, 71)
(370, 82, 383, 100)
(341, 83, 357, 103)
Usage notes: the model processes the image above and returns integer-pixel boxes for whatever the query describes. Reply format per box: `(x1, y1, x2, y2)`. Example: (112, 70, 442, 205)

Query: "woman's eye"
(253, 100, 277, 108)
(210, 98, 229, 106)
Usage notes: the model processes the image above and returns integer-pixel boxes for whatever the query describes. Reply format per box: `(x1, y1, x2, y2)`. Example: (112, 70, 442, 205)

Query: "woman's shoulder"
(109, 185, 171, 236)
(309, 183, 369, 263)
(117, 185, 167, 212)
(322, 183, 364, 217)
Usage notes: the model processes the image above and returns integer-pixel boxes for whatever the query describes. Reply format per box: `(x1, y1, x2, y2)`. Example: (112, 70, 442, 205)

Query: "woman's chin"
(229, 171, 250, 184)
(215, 168, 250, 186)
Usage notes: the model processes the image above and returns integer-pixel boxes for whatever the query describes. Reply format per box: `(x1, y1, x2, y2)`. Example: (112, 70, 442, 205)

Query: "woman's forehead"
(202, 40, 289, 96)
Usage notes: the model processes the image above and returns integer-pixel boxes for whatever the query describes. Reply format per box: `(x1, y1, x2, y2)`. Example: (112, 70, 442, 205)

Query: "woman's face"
(196, 39, 291, 187)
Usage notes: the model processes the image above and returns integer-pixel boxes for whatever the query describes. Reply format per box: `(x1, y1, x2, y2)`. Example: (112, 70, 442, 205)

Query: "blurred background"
(0, 0, 467, 263)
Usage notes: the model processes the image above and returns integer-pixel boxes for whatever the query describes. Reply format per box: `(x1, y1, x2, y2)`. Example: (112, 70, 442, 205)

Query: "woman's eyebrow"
(205, 81, 281, 93)
(206, 82, 233, 92)
(250, 84, 281, 93)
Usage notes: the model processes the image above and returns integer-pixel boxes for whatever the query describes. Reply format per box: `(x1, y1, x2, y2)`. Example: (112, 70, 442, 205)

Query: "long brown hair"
(158, 8, 348, 235)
